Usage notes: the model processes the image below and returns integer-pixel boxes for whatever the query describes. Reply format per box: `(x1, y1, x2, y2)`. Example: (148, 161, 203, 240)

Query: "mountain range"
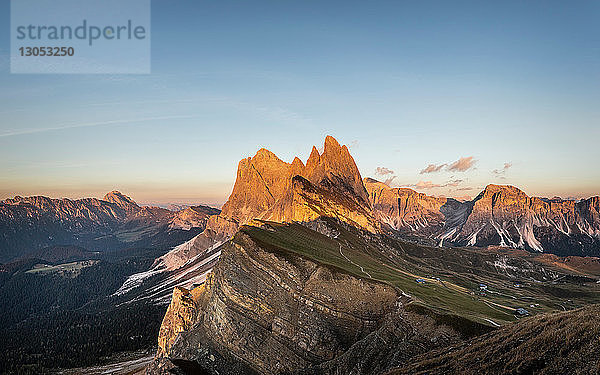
(0, 191, 220, 262)
(2, 136, 599, 374)
(366, 179, 600, 255)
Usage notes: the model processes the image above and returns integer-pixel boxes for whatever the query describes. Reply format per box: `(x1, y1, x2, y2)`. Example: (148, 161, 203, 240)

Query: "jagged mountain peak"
(154, 136, 376, 271)
(103, 190, 139, 212)
(479, 184, 527, 198)
(306, 145, 321, 171)
(252, 147, 281, 161)
(305, 136, 370, 206)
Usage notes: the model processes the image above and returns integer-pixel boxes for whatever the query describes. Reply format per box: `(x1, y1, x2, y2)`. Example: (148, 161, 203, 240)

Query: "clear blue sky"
(1, 0, 598, 205)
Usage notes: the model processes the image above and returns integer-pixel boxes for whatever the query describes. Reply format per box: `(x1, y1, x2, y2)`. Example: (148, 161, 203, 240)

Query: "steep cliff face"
(262, 175, 378, 232)
(304, 136, 370, 207)
(447, 185, 600, 254)
(150, 229, 401, 374)
(364, 178, 446, 232)
(365, 180, 600, 255)
(156, 286, 205, 357)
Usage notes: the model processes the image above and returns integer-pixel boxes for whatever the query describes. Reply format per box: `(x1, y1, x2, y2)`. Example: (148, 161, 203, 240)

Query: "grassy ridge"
(241, 221, 600, 327)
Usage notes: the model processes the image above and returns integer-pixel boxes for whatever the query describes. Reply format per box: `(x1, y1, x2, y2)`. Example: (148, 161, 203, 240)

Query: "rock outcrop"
(157, 286, 205, 357)
(150, 228, 405, 374)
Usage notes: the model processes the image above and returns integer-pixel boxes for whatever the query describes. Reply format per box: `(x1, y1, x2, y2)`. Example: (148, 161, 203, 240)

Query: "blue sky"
(1, 0, 599, 205)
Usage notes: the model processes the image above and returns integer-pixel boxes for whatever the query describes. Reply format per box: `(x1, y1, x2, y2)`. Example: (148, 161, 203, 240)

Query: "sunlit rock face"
(450, 185, 600, 254)
(364, 178, 447, 233)
(365, 181, 600, 255)
(304, 136, 371, 207)
(149, 230, 399, 375)
(263, 175, 378, 233)
(155, 136, 377, 271)
(156, 286, 204, 357)
(103, 190, 140, 214)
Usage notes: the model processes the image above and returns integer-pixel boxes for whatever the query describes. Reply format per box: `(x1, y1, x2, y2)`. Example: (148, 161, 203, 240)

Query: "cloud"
(420, 163, 447, 174)
(375, 167, 395, 175)
(406, 179, 464, 190)
(447, 156, 477, 172)
(492, 162, 512, 175)
(415, 181, 440, 189)
(420, 156, 477, 174)
(445, 179, 463, 187)
(456, 186, 476, 191)
(0, 115, 197, 138)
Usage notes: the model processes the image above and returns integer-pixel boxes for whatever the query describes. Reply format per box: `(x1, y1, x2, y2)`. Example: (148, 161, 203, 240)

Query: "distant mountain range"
(366, 179, 600, 256)
(151, 136, 599, 280)
(3, 137, 597, 265)
(0, 191, 220, 262)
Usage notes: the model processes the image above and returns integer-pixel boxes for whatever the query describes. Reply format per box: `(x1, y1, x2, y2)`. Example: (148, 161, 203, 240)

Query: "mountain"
(365, 180, 600, 256)
(119, 137, 599, 307)
(3, 136, 599, 373)
(152, 136, 375, 272)
(117, 136, 377, 305)
(365, 178, 447, 234)
(0, 192, 220, 262)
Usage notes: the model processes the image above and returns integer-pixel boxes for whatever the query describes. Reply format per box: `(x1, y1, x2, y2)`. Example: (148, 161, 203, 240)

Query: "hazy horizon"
(1, 1, 598, 202)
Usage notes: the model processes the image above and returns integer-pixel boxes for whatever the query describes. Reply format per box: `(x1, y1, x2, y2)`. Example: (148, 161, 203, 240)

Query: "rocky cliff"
(366, 180, 600, 256)
(148, 225, 467, 375)
(364, 178, 446, 233)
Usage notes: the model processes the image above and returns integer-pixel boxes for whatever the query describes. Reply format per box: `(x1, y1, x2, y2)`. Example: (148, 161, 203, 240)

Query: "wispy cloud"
(447, 156, 477, 172)
(375, 167, 394, 175)
(420, 163, 446, 174)
(0, 115, 197, 138)
(406, 179, 464, 190)
(374, 166, 396, 186)
(492, 162, 512, 175)
(420, 156, 477, 174)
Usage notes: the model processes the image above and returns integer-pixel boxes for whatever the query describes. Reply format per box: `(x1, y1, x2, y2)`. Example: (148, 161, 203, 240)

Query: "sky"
(0, 0, 599, 206)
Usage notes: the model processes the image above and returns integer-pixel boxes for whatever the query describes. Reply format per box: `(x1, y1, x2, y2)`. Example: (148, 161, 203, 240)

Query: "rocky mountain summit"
(154, 136, 377, 272)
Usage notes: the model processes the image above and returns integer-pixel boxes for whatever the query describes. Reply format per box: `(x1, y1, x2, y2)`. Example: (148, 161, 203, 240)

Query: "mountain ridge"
(365, 179, 600, 255)
(0, 191, 220, 262)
